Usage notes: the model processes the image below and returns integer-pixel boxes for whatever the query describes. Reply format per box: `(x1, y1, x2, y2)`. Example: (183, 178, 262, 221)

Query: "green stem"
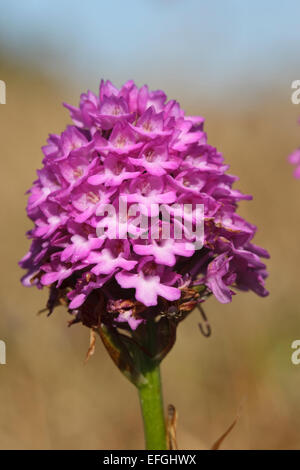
(138, 359, 167, 450)
(97, 318, 168, 449)
(135, 320, 167, 450)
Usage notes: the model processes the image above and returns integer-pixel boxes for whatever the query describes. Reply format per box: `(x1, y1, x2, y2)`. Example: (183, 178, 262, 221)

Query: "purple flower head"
(288, 119, 300, 178)
(20, 80, 269, 332)
(289, 148, 300, 179)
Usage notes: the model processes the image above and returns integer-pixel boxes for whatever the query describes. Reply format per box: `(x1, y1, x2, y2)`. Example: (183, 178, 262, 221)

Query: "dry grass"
(0, 56, 300, 449)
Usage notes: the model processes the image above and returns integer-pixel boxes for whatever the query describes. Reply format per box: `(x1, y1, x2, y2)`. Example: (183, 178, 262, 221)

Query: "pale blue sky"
(0, 0, 299, 101)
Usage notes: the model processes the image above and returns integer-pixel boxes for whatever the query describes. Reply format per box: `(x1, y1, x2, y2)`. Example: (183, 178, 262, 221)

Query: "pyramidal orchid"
(20, 80, 269, 450)
(289, 149, 300, 178)
(288, 119, 300, 178)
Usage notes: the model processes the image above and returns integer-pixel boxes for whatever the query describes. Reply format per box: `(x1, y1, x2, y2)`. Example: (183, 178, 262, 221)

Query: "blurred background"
(0, 0, 300, 450)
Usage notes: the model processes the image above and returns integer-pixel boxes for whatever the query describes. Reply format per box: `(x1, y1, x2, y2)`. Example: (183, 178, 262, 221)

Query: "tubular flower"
(20, 80, 269, 333)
